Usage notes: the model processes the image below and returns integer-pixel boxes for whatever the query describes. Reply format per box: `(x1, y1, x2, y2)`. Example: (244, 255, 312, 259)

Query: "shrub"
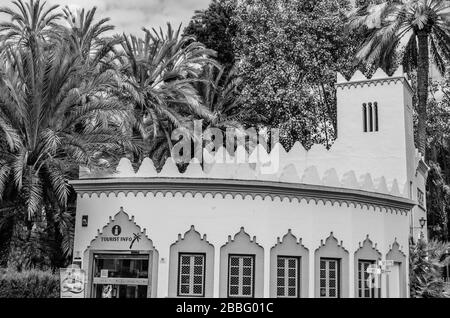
(410, 239, 450, 298)
(0, 269, 60, 298)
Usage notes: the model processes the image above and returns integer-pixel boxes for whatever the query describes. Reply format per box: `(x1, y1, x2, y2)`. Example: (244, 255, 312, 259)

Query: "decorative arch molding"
(72, 178, 414, 215)
(168, 226, 214, 298)
(354, 235, 382, 297)
(386, 239, 407, 298)
(83, 207, 159, 298)
(219, 227, 264, 298)
(270, 230, 309, 298)
(314, 232, 350, 298)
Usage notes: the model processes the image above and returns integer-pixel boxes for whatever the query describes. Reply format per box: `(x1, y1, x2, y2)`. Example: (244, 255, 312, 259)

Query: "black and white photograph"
(0, 0, 449, 310)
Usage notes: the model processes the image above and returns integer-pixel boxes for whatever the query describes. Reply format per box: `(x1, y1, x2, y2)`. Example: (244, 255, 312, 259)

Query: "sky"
(0, 0, 211, 35)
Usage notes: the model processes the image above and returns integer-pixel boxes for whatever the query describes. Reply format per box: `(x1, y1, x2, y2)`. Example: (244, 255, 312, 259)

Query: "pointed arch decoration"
(83, 207, 159, 298)
(219, 227, 264, 298)
(168, 226, 214, 298)
(314, 232, 349, 298)
(354, 235, 382, 297)
(270, 230, 309, 298)
(386, 239, 407, 298)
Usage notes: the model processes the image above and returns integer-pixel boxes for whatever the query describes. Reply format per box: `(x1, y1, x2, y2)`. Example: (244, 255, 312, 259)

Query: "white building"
(70, 68, 428, 298)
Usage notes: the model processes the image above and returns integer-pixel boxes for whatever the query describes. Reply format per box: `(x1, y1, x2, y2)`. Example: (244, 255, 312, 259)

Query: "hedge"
(0, 269, 60, 298)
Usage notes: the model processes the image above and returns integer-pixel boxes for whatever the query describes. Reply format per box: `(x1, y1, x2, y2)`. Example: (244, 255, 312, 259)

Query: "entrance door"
(92, 253, 150, 298)
(387, 263, 400, 298)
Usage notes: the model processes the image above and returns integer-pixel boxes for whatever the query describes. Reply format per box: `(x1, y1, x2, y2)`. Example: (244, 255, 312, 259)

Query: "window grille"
(417, 188, 424, 207)
(228, 255, 254, 298)
(444, 263, 450, 283)
(358, 260, 376, 298)
(178, 254, 205, 297)
(319, 258, 340, 298)
(276, 256, 300, 298)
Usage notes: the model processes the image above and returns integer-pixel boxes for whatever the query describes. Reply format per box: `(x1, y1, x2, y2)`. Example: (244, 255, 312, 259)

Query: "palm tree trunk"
(416, 31, 429, 157)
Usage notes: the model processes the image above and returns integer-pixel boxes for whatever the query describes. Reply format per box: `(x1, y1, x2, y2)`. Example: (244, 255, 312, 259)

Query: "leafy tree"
(347, 0, 450, 157)
(184, 0, 237, 76)
(232, 0, 359, 150)
(426, 75, 450, 241)
(426, 163, 450, 240)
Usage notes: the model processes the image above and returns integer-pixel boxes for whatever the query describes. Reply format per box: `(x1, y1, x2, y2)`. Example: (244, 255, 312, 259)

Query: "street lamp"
(419, 217, 426, 240)
(419, 217, 426, 229)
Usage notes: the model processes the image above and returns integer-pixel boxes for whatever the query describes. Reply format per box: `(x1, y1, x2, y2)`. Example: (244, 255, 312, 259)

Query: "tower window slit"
(362, 103, 367, 132)
(374, 102, 378, 131)
(368, 102, 373, 132)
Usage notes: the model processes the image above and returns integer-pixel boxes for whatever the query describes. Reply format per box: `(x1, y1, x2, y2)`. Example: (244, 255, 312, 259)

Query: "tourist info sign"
(60, 265, 85, 298)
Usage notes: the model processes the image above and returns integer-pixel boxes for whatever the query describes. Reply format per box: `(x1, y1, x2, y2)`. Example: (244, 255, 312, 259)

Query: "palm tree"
(118, 23, 218, 168)
(199, 65, 247, 130)
(410, 238, 450, 297)
(347, 0, 450, 157)
(0, 0, 62, 49)
(61, 6, 122, 70)
(0, 1, 137, 269)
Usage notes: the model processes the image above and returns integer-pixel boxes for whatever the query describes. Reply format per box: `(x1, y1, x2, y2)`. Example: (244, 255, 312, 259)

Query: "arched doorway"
(82, 207, 159, 298)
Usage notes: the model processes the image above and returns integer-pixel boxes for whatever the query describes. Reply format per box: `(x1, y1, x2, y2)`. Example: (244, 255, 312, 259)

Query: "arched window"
(374, 102, 379, 131)
(219, 227, 264, 298)
(314, 232, 349, 298)
(363, 102, 379, 133)
(168, 226, 214, 298)
(354, 236, 381, 298)
(270, 230, 309, 298)
(362, 103, 368, 132)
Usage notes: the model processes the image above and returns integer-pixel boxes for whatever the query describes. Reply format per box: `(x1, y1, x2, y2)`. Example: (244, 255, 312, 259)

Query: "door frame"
(86, 249, 153, 298)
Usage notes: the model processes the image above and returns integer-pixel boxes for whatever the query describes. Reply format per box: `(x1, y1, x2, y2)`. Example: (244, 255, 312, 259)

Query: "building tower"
(335, 67, 428, 240)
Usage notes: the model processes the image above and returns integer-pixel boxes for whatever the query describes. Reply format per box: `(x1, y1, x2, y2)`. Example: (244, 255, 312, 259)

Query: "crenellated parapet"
(336, 66, 413, 94)
(76, 67, 426, 212)
(79, 142, 411, 199)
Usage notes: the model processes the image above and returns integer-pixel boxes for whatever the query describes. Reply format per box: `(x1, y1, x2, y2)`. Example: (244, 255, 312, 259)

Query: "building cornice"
(70, 177, 415, 215)
(335, 76, 414, 95)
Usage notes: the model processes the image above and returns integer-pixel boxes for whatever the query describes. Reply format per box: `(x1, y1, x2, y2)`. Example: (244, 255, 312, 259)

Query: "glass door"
(92, 253, 150, 298)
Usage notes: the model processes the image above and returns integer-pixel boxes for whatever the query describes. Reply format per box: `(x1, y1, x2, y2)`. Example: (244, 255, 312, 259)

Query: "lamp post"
(419, 217, 426, 240)
(419, 217, 426, 229)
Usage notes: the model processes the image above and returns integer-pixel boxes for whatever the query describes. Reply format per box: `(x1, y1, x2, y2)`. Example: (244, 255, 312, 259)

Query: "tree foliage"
(0, 0, 136, 269)
(410, 239, 450, 298)
(117, 24, 218, 169)
(184, 0, 237, 76)
(232, 0, 360, 149)
(426, 75, 450, 241)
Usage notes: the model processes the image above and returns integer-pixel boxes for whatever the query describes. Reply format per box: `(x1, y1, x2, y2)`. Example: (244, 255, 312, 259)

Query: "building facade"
(70, 68, 428, 298)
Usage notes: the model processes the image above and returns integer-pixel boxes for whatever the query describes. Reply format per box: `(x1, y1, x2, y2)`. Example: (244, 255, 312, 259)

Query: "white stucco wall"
(333, 71, 414, 187)
(72, 68, 420, 299)
(73, 191, 410, 298)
